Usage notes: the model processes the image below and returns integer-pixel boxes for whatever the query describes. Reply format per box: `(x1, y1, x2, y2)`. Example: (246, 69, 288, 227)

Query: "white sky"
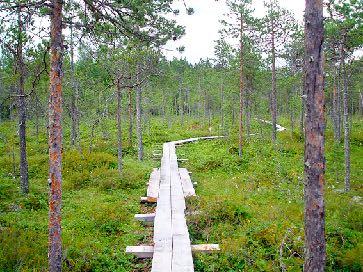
(163, 0, 305, 63)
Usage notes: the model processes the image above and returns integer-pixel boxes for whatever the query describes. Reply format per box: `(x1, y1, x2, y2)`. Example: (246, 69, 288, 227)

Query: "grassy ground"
(0, 116, 362, 271)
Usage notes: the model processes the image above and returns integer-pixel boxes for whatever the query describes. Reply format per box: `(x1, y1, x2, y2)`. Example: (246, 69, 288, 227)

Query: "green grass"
(0, 116, 362, 271)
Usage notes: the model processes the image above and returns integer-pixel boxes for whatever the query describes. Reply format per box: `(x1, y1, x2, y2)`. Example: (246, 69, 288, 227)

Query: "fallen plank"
(179, 168, 196, 197)
(147, 168, 161, 203)
(126, 244, 220, 258)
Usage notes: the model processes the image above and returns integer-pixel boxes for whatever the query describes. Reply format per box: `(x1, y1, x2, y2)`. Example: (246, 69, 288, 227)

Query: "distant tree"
(260, 0, 296, 143)
(326, 0, 363, 191)
(0, 1, 48, 194)
(223, 0, 255, 156)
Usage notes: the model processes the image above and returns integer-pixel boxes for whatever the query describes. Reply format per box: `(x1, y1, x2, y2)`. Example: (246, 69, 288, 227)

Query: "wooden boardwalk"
(127, 136, 221, 271)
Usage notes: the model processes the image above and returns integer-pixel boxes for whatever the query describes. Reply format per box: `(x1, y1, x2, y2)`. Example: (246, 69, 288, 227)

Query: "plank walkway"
(126, 136, 222, 271)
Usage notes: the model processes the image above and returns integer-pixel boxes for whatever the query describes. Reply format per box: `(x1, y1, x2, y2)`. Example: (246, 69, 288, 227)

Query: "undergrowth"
(0, 116, 362, 271)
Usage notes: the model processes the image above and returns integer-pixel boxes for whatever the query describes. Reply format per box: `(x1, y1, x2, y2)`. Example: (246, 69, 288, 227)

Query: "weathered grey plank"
(129, 136, 224, 271)
(126, 246, 154, 258)
(152, 143, 172, 272)
(169, 144, 194, 271)
(179, 168, 196, 197)
(126, 243, 220, 259)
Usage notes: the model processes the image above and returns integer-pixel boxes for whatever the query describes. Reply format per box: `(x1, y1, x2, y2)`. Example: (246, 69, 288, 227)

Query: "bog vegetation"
(0, 0, 362, 271)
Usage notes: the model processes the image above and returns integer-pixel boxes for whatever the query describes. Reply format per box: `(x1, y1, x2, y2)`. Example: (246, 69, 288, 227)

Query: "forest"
(0, 0, 362, 271)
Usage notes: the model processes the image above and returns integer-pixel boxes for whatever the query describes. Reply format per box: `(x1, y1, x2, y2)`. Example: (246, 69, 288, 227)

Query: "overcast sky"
(163, 0, 305, 63)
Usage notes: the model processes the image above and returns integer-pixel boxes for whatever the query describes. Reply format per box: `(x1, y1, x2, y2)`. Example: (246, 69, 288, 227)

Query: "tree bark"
(300, 85, 305, 136)
(246, 86, 251, 139)
(239, 14, 244, 157)
(179, 84, 184, 126)
(220, 80, 224, 135)
(336, 52, 342, 141)
(271, 22, 277, 143)
(48, 0, 63, 271)
(303, 1, 326, 271)
(116, 79, 123, 174)
(136, 81, 143, 161)
(16, 8, 29, 194)
(288, 87, 294, 136)
(70, 22, 79, 148)
(332, 67, 339, 142)
(341, 44, 350, 191)
(127, 87, 133, 147)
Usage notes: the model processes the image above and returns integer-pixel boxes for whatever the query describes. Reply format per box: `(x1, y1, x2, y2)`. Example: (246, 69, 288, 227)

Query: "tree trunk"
(179, 86, 184, 126)
(303, 1, 326, 271)
(341, 45, 350, 191)
(359, 91, 363, 116)
(336, 54, 342, 141)
(136, 82, 143, 161)
(128, 88, 133, 147)
(246, 86, 251, 139)
(48, 0, 63, 271)
(70, 23, 78, 147)
(220, 80, 224, 135)
(116, 79, 123, 174)
(271, 23, 277, 143)
(288, 86, 294, 136)
(239, 14, 244, 157)
(16, 9, 29, 194)
(332, 68, 339, 142)
(300, 85, 305, 136)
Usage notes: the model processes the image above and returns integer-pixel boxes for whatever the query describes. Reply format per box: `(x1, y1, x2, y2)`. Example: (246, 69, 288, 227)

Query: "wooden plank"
(169, 143, 194, 271)
(134, 213, 155, 225)
(257, 118, 286, 132)
(191, 244, 220, 253)
(126, 246, 154, 258)
(126, 244, 220, 259)
(179, 168, 196, 197)
(152, 143, 172, 272)
(147, 168, 160, 203)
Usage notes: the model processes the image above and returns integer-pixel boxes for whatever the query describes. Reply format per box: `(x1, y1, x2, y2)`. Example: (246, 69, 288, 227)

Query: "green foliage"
(0, 116, 362, 271)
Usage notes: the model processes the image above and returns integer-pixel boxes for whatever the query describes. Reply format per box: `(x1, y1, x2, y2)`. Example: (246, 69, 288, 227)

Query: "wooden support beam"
(126, 246, 154, 258)
(134, 213, 155, 223)
(177, 158, 188, 162)
(191, 244, 220, 253)
(126, 244, 220, 258)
